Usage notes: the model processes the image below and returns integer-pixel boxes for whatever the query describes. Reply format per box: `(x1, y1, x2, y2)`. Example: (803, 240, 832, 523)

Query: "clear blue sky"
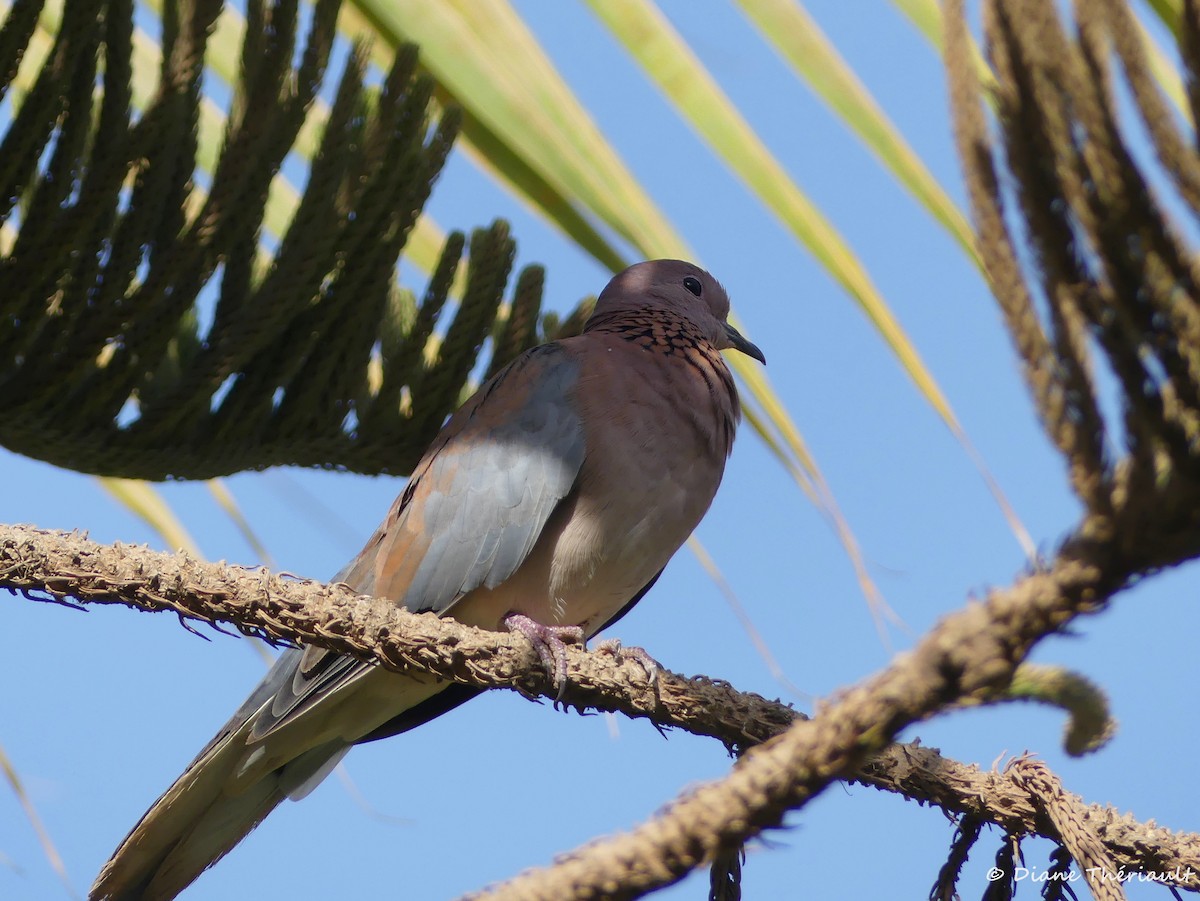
(4, 2, 1197, 899)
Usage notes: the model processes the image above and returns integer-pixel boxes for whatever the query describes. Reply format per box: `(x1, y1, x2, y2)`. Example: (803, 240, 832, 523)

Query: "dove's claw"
(504, 613, 584, 698)
(594, 638, 660, 685)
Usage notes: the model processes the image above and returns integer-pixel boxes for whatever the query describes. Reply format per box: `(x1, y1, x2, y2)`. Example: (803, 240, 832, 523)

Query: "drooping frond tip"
(945, 0, 1200, 565)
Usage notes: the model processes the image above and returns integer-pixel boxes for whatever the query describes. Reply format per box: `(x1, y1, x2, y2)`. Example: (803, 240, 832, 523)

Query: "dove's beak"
(724, 323, 766, 365)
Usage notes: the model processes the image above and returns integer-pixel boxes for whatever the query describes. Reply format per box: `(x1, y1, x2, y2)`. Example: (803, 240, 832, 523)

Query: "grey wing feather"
(246, 345, 585, 742)
(403, 346, 585, 611)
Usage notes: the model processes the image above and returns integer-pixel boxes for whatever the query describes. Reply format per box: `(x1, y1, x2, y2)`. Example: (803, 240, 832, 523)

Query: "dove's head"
(589, 259, 765, 364)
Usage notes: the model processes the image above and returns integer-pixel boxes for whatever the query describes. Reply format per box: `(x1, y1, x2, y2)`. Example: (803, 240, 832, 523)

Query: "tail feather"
(283, 744, 351, 801)
(89, 719, 346, 901)
(141, 774, 284, 901)
(91, 654, 446, 899)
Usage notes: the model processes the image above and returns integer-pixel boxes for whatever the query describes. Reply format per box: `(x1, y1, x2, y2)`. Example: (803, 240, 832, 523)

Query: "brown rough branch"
(0, 523, 795, 747)
(3, 523, 1198, 896)
(464, 527, 1170, 900)
(1005, 756, 1122, 901)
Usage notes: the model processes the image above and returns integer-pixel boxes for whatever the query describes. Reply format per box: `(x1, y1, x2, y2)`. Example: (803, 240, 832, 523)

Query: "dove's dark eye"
(683, 276, 702, 297)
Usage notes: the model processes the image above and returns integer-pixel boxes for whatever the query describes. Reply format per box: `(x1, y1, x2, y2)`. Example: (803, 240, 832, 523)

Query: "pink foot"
(594, 638, 660, 685)
(504, 613, 584, 697)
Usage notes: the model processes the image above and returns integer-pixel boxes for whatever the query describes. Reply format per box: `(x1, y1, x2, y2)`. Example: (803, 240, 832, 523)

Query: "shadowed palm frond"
(0, 0, 550, 479)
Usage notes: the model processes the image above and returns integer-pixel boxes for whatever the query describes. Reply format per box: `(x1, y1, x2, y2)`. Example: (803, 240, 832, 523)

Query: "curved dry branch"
(463, 524, 1183, 899)
(3, 523, 1199, 897)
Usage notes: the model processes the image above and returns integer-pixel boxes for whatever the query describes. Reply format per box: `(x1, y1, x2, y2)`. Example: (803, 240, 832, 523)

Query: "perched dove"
(91, 259, 765, 900)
